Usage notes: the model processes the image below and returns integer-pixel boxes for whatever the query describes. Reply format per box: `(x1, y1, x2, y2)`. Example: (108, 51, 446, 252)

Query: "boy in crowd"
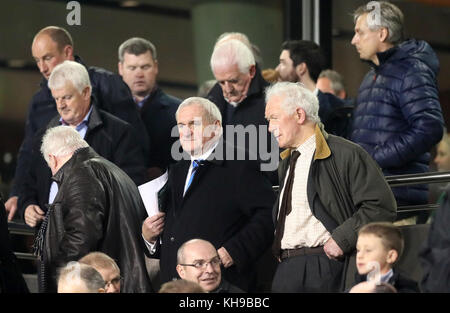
(350, 222, 419, 293)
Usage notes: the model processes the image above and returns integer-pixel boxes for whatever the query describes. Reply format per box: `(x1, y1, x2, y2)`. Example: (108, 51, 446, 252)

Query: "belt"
(280, 246, 324, 260)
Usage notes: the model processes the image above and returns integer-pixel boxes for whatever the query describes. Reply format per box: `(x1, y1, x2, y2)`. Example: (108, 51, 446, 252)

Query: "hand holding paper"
(138, 170, 168, 217)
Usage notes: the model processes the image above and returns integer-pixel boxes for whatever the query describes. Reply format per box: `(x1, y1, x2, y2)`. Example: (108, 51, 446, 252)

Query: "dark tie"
(184, 159, 203, 194)
(272, 150, 301, 259)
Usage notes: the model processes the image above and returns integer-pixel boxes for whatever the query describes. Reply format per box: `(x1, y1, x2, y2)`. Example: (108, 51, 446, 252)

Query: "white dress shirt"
(279, 134, 331, 249)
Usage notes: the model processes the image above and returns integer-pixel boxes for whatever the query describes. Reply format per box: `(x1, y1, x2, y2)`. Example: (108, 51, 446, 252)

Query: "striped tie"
(184, 159, 203, 195)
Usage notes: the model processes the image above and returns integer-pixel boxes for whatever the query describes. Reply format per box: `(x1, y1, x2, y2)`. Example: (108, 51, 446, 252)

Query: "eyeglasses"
(105, 276, 123, 289)
(179, 256, 222, 270)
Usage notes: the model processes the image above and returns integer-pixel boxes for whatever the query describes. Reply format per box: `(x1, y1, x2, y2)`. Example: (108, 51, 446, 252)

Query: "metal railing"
(8, 171, 450, 261)
(7, 221, 36, 261)
(386, 171, 450, 187)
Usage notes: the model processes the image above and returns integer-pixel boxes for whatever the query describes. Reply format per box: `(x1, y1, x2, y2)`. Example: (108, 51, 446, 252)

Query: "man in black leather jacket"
(35, 125, 152, 293)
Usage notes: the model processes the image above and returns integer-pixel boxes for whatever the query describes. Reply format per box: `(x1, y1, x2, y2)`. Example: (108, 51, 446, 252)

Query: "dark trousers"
(271, 252, 344, 293)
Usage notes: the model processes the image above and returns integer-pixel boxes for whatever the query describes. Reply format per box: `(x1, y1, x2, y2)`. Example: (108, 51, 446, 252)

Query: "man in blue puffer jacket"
(350, 1, 444, 222)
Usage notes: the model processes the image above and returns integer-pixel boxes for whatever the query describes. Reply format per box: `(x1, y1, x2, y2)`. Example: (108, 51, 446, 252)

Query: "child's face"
(356, 234, 396, 275)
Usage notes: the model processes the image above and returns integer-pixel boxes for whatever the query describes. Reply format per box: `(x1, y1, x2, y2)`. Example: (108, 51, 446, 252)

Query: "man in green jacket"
(265, 82, 396, 292)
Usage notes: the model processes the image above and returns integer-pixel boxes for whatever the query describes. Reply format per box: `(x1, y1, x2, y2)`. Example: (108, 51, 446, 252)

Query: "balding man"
(176, 239, 244, 293)
(4, 26, 149, 221)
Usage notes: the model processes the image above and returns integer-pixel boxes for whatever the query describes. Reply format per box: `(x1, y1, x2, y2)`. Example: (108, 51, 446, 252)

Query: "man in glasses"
(79, 252, 122, 293)
(176, 239, 243, 293)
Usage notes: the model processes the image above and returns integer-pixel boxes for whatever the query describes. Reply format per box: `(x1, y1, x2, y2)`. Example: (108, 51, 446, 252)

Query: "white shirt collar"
(380, 269, 394, 284)
(189, 138, 220, 162)
(295, 134, 316, 155)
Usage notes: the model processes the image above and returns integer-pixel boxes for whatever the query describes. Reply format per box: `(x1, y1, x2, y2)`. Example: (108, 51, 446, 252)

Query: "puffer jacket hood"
(394, 39, 440, 77)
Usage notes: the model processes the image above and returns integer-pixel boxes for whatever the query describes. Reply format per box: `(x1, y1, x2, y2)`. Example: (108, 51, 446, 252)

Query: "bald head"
(34, 26, 73, 50)
(177, 239, 217, 264)
(176, 239, 222, 292)
(32, 26, 74, 80)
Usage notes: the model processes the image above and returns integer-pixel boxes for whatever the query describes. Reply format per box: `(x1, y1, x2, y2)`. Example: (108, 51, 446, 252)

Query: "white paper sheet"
(138, 170, 168, 217)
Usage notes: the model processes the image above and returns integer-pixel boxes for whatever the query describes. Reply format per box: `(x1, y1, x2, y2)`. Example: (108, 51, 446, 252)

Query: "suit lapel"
(273, 156, 290, 223)
(173, 160, 190, 210)
(182, 161, 210, 200)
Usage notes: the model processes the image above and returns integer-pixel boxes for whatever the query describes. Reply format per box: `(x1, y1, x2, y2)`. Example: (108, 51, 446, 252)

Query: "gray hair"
(177, 239, 216, 264)
(215, 32, 263, 66)
(58, 262, 105, 293)
(215, 32, 251, 48)
(48, 60, 91, 94)
(41, 125, 89, 164)
(353, 1, 404, 45)
(265, 82, 321, 124)
(318, 69, 345, 95)
(210, 39, 255, 75)
(176, 97, 222, 125)
(118, 37, 157, 63)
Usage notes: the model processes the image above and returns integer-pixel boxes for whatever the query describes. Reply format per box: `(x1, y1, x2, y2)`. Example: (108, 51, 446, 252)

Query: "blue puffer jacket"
(351, 39, 444, 206)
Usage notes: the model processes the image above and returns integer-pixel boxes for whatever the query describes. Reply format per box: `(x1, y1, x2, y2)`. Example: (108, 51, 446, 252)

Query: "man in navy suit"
(141, 97, 275, 292)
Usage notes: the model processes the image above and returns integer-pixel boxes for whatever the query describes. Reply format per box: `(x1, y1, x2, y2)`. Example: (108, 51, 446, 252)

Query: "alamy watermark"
(170, 118, 280, 172)
(366, 1, 381, 28)
(67, 1, 81, 26)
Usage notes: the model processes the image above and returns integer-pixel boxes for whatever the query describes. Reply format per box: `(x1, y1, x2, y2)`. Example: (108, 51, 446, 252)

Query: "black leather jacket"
(39, 147, 151, 293)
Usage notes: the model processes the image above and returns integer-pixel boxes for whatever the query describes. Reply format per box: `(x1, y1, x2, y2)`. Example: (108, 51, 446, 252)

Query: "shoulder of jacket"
(327, 135, 370, 159)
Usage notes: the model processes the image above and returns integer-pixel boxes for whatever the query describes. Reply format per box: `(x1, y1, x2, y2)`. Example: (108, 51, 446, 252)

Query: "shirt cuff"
(142, 234, 162, 255)
(142, 234, 157, 255)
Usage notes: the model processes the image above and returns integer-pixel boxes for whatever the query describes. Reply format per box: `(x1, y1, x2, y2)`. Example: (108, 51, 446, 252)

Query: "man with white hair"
(208, 38, 278, 184)
(34, 126, 152, 293)
(265, 82, 396, 292)
(142, 97, 275, 291)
